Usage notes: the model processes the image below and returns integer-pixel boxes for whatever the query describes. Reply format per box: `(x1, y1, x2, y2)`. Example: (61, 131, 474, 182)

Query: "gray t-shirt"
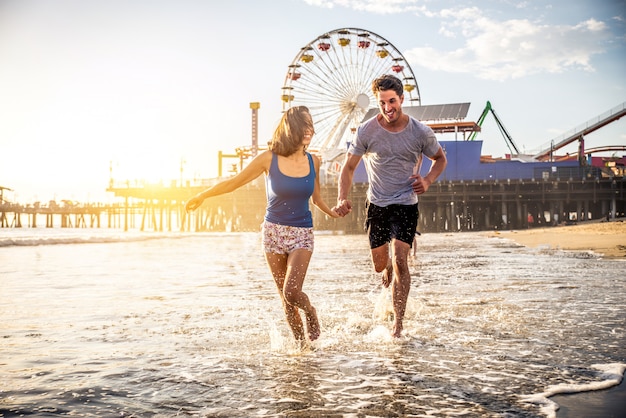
(348, 115, 441, 207)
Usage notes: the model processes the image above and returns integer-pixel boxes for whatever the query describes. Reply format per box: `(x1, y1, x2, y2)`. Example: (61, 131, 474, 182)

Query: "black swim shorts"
(365, 201, 419, 249)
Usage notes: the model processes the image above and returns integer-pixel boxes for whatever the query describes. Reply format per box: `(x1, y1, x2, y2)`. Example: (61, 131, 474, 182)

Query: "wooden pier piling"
(1, 176, 623, 233)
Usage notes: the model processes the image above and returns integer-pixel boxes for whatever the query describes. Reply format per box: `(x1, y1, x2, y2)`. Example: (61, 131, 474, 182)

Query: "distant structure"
(250, 101, 260, 157)
(8, 28, 621, 233)
(0, 186, 12, 203)
(280, 27, 423, 177)
(274, 27, 626, 183)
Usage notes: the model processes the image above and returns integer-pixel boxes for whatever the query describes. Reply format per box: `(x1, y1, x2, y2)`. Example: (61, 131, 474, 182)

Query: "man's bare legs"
(371, 243, 392, 286)
(265, 250, 320, 341)
(371, 240, 412, 337)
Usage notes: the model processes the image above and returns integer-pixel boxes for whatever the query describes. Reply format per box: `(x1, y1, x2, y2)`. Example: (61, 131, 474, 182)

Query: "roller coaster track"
(533, 102, 626, 161)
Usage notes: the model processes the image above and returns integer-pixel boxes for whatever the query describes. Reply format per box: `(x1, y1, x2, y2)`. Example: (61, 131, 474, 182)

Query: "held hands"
(410, 174, 431, 195)
(333, 199, 352, 217)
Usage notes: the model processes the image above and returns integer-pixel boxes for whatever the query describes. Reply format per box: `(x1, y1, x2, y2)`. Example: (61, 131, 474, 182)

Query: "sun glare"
(109, 151, 221, 189)
(111, 157, 181, 186)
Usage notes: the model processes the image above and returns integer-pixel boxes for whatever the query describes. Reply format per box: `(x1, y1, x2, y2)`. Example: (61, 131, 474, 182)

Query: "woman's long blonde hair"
(268, 106, 314, 157)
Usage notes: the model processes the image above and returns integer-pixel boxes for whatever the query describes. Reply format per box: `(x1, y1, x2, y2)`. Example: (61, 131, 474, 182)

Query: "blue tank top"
(265, 152, 315, 227)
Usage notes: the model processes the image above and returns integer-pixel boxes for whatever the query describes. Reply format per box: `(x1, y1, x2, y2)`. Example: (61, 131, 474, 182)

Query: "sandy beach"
(486, 220, 626, 259)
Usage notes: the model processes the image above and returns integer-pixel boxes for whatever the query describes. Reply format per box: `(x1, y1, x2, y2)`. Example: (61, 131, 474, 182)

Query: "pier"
(2, 174, 623, 234)
(0, 201, 152, 230)
(315, 176, 624, 233)
(2, 99, 624, 234)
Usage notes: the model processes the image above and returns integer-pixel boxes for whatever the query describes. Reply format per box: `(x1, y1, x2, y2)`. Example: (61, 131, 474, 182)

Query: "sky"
(0, 0, 624, 203)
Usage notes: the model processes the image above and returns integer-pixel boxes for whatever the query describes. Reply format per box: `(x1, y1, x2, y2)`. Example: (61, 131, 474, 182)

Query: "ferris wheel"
(281, 28, 421, 163)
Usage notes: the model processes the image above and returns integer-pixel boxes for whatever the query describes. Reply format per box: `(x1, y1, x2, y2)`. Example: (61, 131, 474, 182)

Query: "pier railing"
(2, 175, 623, 233)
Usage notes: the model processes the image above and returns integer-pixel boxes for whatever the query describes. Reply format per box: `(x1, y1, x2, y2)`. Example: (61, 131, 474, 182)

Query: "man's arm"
(423, 145, 447, 186)
(411, 145, 447, 195)
(334, 152, 362, 216)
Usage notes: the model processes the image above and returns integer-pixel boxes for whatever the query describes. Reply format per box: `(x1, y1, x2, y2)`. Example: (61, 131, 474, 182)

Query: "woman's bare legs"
(265, 249, 320, 341)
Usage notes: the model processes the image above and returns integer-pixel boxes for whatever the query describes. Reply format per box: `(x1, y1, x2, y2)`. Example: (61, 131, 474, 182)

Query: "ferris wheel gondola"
(281, 28, 421, 171)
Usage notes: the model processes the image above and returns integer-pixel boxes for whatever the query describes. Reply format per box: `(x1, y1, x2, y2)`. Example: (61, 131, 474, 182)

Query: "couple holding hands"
(185, 75, 447, 342)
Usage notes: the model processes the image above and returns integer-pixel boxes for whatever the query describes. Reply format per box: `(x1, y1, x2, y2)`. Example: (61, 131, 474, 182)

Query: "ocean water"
(1, 227, 624, 417)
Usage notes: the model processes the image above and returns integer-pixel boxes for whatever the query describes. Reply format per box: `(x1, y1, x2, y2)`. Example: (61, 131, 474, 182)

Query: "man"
(333, 74, 447, 338)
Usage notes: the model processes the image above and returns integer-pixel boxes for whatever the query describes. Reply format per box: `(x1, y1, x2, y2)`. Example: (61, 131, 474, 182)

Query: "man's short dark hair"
(372, 74, 403, 97)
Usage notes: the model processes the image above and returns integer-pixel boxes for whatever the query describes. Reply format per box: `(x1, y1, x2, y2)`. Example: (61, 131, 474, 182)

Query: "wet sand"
(552, 380, 626, 418)
(487, 220, 626, 259)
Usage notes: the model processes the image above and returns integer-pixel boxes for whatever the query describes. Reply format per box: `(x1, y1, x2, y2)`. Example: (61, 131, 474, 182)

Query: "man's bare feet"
(305, 307, 320, 341)
(391, 320, 403, 338)
(381, 262, 393, 288)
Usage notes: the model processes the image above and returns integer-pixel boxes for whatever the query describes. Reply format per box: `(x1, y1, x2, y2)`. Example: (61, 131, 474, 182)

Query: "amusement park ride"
(279, 27, 442, 179)
(281, 28, 422, 156)
(222, 27, 625, 182)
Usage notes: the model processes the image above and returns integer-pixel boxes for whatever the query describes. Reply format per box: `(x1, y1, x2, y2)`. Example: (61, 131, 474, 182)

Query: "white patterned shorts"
(262, 221, 314, 254)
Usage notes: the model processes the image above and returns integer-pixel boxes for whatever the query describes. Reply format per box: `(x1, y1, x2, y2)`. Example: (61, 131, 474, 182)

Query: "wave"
(521, 362, 626, 418)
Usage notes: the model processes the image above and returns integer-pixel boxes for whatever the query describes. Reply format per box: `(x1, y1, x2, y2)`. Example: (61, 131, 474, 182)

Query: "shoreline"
(552, 379, 626, 418)
(485, 219, 626, 259)
(488, 220, 626, 417)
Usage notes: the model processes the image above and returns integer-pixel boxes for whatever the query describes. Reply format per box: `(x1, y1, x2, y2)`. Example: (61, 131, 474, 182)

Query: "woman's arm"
(185, 151, 271, 212)
(310, 154, 339, 218)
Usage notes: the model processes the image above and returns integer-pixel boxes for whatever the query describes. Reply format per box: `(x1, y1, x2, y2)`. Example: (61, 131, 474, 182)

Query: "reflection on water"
(1, 230, 624, 417)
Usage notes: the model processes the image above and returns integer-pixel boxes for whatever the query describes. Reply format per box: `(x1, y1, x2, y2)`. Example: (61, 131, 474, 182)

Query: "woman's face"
(301, 114, 314, 146)
(303, 130, 314, 144)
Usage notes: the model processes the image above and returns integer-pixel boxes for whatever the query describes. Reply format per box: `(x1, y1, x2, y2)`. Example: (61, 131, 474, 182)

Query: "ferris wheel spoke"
(297, 65, 346, 102)
(283, 28, 420, 161)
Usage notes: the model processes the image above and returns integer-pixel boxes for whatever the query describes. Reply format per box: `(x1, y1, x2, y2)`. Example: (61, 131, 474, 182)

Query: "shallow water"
(1, 229, 624, 417)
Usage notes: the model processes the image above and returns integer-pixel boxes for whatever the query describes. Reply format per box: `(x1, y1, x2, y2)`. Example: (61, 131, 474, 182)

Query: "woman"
(185, 106, 339, 342)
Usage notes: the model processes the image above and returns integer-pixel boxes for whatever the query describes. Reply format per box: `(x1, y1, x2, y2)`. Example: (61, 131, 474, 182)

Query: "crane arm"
(490, 107, 520, 155)
(469, 101, 521, 155)
(468, 101, 492, 141)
